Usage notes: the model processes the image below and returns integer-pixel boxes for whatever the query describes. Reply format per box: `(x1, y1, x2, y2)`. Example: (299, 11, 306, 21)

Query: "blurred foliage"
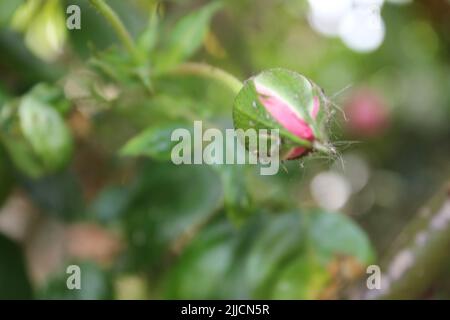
(0, 234, 32, 299)
(166, 210, 373, 299)
(38, 261, 113, 300)
(0, 0, 448, 300)
(0, 83, 73, 178)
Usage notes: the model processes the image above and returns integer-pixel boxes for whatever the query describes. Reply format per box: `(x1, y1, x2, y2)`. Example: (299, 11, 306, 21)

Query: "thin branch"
(346, 181, 450, 299)
(170, 62, 244, 95)
(88, 0, 138, 59)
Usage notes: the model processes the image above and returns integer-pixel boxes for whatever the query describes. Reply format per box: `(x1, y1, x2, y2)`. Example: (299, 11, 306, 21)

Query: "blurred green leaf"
(122, 162, 223, 269)
(244, 212, 306, 297)
(89, 47, 136, 84)
(137, 3, 160, 55)
(0, 233, 33, 299)
(120, 123, 191, 161)
(38, 261, 113, 300)
(166, 210, 374, 299)
(11, 0, 68, 62)
(155, 1, 223, 72)
(262, 211, 374, 299)
(91, 185, 135, 223)
(0, 89, 73, 178)
(165, 221, 237, 299)
(271, 255, 330, 299)
(216, 164, 253, 226)
(153, 75, 235, 118)
(89, 47, 154, 92)
(307, 209, 375, 264)
(26, 83, 71, 115)
(18, 96, 73, 175)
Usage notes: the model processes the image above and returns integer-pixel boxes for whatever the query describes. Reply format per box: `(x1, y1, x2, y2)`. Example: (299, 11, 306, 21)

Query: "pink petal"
(285, 147, 307, 160)
(311, 96, 320, 119)
(255, 83, 315, 141)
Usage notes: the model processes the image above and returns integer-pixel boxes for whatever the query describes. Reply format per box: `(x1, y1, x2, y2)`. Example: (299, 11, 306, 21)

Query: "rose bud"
(233, 68, 331, 160)
(344, 88, 390, 138)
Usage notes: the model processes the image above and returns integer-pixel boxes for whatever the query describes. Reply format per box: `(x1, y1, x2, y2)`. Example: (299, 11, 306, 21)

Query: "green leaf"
(120, 123, 191, 161)
(271, 255, 330, 299)
(0, 233, 33, 299)
(165, 221, 237, 299)
(155, 1, 223, 72)
(122, 122, 252, 226)
(267, 211, 375, 299)
(0, 92, 73, 178)
(123, 162, 223, 269)
(12, 0, 68, 62)
(307, 209, 375, 264)
(215, 165, 253, 226)
(26, 83, 71, 115)
(91, 185, 135, 223)
(244, 212, 306, 297)
(89, 47, 136, 84)
(18, 96, 73, 175)
(137, 3, 160, 55)
(265, 210, 375, 300)
(165, 210, 374, 299)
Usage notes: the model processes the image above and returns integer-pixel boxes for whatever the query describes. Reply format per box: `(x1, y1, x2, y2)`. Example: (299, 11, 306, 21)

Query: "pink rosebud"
(255, 82, 315, 142)
(345, 89, 390, 137)
(233, 69, 331, 161)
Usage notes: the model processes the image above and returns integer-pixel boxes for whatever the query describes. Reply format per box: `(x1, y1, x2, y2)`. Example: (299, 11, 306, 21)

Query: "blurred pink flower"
(345, 88, 390, 137)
